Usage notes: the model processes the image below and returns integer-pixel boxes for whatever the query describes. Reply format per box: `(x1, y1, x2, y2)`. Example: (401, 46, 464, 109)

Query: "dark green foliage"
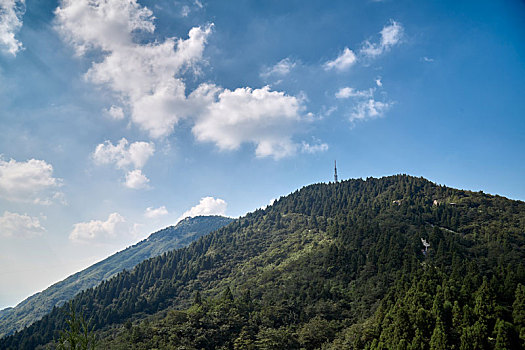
(1, 175, 524, 349)
(57, 302, 95, 350)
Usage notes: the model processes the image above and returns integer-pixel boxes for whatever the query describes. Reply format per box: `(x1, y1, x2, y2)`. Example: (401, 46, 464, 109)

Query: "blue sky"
(0, 0, 524, 309)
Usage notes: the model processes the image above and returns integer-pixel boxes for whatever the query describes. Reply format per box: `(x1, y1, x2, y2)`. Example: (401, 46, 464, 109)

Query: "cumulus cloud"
(56, 0, 319, 160)
(69, 212, 127, 242)
(93, 138, 154, 188)
(144, 206, 168, 219)
(124, 169, 150, 189)
(178, 196, 227, 221)
(55, 0, 213, 138)
(335, 87, 373, 99)
(350, 99, 391, 122)
(261, 58, 296, 79)
(191, 85, 305, 159)
(105, 105, 125, 120)
(93, 138, 154, 169)
(0, 0, 25, 56)
(0, 157, 63, 204)
(375, 78, 382, 87)
(361, 20, 403, 58)
(324, 47, 356, 71)
(0, 211, 45, 237)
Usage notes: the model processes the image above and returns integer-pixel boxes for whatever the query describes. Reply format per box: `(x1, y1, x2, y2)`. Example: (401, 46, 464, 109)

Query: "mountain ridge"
(2, 175, 524, 349)
(0, 215, 233, 338)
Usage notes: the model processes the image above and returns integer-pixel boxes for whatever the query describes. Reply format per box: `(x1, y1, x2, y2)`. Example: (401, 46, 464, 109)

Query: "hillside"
(0, 215, 232, 338)
(1, 175, 524, 349)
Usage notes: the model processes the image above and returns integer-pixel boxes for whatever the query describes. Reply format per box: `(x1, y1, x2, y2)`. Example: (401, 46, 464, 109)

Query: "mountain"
(2, 175, 524, 349)
(0, 215, 232, 339)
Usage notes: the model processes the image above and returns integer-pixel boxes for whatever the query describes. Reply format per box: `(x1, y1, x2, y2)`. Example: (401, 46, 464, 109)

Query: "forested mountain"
(1, 175, 524, 349)
(0, 215, 232, 339)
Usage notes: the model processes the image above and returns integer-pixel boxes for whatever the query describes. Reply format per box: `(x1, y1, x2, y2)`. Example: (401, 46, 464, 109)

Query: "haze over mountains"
(0, 215, 232, 339)
(1, 175, 524, 349)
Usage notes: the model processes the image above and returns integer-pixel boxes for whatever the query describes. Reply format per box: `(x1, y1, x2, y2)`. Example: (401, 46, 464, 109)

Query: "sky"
(0, 0, 524, 309)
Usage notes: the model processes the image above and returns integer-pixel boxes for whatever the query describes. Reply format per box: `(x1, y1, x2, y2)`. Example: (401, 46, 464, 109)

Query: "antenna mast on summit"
(334, 160, 338, 183)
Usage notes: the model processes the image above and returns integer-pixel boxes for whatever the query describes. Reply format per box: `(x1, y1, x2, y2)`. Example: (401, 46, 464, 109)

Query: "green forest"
(1, 175, 524, 349)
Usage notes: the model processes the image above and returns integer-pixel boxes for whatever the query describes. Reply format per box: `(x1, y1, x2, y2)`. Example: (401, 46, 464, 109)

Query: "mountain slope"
(2, 175, 524, 349)
(0, 215, 232, 338)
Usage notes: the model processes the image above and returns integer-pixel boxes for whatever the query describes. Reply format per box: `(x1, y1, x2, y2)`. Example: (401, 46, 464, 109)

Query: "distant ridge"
(0, 215, 233, 338)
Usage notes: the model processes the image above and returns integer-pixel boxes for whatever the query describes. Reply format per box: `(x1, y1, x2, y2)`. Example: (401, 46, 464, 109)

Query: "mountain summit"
(2, 176, 524, 349)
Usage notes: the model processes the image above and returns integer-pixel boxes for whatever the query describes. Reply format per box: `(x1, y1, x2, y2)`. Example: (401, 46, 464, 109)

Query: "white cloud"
(361, 20, 403, 58)
(350, 98, 391, 122)
(144, 206, 168, 219)
(422, 56, 434, 62)
(93, 138, 154, 189)
(0, 211, 45, 238)
(124, 169, 150, 189)
(324, 47, 356, 71)
(301, 141, 328, 154)
(56, 0, 315, 160)
(93, 138, 154, 169)
(335, 87, 373, 99)
(261, 58, 296, 78)
(0, 0, 25, 56)
(69, 212, 127, 242)
(0, 157, 63, 204)
(105, 105, 125, 120)
(178, 196, 227, 221)
(375, 78, 382, 87)
(191, 85, 305, 159)
(55, 0, 213, 138)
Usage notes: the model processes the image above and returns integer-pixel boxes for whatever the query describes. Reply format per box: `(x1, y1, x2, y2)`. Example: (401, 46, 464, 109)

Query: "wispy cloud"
(104, 106, 125, 120)
(324, 47, 357, 71)
(301, 141, 328, 154)
(0, 0, 25, 55)
(360, 20, 403, 58)
(350, 98, 391, 122)
(0, 211, 45, 238)
(261, 57, 297, 79)
(335, 87, 374, 99)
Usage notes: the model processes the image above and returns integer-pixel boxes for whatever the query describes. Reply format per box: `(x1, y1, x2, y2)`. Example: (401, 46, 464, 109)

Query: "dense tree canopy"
(1, 175, 524, 349)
